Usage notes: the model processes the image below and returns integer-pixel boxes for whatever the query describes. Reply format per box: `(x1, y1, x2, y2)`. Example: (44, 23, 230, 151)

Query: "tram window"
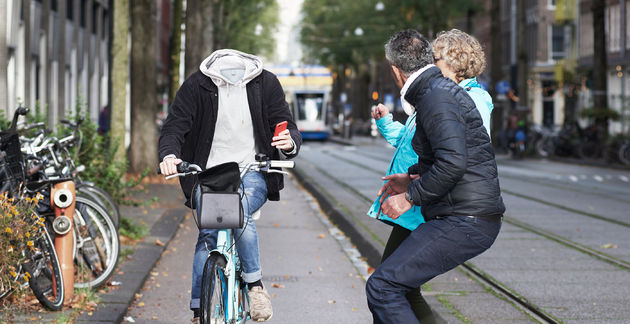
(295, 93, 324, 121)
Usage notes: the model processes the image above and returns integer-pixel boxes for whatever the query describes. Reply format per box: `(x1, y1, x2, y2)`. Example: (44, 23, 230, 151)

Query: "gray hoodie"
(199, 49, 263, 169)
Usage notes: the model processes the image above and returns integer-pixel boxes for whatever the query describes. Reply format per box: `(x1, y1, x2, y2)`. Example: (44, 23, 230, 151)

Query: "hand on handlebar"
(159, 156, 183, 176)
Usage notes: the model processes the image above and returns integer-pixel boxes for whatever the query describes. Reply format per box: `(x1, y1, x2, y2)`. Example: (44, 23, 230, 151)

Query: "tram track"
(297, 147, 630, 323)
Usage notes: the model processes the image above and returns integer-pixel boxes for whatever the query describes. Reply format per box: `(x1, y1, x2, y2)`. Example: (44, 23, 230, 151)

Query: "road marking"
(569, 175, 579, 182)
(593, 175, 604, 182)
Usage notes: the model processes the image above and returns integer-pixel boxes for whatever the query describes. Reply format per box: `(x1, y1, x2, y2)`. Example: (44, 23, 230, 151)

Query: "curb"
(75, 207, 188, 323)
(292, 167, 383, 267)
(291, 167, 448, 323)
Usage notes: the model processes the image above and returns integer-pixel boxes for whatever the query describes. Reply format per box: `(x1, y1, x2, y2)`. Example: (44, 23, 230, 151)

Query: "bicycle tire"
(619, 143, 630, 165)
(201, 253, 228, 324)
(25, 227, 65, 310)
(77, 183, 120, 228)
(73, 195, 120, 288)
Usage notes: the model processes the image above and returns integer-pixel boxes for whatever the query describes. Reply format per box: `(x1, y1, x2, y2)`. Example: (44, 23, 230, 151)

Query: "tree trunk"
(516, 0, 528, 115)
(592, 0, 608, 139)
(110, 0, 129, 165)
(168, 0, 183, 105)
(489, 0, 503, 136)
(129, 0, 158, 173)
(23, 0, 31, 109)
(0, 0, 8, 114)
(57, 0, 67, 119)
(184, 0, 213, 78)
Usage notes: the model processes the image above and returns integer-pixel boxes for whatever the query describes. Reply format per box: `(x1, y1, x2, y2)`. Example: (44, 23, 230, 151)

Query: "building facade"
(1, 0, 111, 126)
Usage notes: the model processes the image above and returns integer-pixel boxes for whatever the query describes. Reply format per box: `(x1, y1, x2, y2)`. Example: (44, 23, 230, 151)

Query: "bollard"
(51, 181, 76, 302)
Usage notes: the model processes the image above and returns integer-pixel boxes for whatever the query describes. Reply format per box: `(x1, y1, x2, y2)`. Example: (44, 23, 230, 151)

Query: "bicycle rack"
(51, 181, 76, 302)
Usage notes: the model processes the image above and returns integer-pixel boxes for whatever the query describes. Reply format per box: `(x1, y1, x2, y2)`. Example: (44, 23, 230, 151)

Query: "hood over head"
(199, 49, 263, 87)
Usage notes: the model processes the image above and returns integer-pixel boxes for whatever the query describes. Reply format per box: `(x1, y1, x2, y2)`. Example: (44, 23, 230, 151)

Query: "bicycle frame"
(210, 228, 248, 323)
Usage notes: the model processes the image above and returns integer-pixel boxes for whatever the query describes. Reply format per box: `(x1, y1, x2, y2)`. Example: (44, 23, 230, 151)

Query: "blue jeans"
(189, 171, 268, 310)
(365, 216, 501, 324)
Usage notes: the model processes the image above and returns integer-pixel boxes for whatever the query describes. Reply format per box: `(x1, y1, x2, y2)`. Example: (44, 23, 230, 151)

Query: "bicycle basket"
(0, 130, 25, 186)
(197, 162, 243, 229)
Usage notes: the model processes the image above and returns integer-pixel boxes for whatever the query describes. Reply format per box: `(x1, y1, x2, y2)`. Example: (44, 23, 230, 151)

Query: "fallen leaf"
(88, 312, 93, 316)
(601, 243, 618, 249)
(138, 302, 145, 307)
(273, 223, 279, 227)
(317, 233, 326, 239)
(284, 275, 290, 279)
(152, 316, 159, 320)
(367, 267, 375, 275)
(155, 239, 165, 246)
(352, 307, 357, 311)
(162, 272, 168, 277)
(271, 283, 285, 288)
(328, 300, 336, 304)
(151, 272, 159, 276)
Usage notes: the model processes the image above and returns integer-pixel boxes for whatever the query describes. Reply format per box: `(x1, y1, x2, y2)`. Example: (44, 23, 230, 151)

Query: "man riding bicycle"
(158, 49, 302, 323)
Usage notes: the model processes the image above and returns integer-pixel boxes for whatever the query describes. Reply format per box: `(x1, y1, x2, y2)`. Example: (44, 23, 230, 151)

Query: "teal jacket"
(460, 77, 493, 137)
(367, 113, 424, 231)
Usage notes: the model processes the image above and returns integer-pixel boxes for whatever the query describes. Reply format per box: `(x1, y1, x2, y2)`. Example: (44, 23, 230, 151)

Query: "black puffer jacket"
(405, 67, 505, 219)
(158, 70, 301, 205)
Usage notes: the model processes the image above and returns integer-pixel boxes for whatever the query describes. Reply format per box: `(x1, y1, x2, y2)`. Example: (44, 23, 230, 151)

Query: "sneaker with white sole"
(248, 286, 273, 322)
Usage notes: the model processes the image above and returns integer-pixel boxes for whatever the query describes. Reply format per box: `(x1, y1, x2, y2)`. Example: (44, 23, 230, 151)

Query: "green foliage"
(0, 193, 46, 295)
(214, 0, 279, 58)
(579, 107, 621, 122)
(118, 216, 149, 241)
(300, 0, 477, 67)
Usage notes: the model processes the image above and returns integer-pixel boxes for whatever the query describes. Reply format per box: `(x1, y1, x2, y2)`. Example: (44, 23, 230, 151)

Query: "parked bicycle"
(0, 107, 65, 310)
(162, 154, 294, 324)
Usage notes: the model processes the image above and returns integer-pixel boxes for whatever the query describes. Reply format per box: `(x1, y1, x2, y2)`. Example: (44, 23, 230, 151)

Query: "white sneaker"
(248, 286, 273, 322)
(252, 210, 261, 220)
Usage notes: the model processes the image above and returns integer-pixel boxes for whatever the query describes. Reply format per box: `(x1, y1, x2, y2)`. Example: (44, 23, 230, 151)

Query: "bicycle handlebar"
(160, 159, 295, 180)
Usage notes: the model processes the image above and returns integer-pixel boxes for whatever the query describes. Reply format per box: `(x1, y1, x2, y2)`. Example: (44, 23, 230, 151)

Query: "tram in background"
(267, 65, 332, 140)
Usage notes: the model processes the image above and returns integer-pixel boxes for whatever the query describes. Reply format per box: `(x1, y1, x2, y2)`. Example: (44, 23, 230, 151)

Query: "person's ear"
(391, 66, 405, 88)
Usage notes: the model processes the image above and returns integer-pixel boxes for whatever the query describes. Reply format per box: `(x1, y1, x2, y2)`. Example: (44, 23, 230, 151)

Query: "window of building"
(548, 0, 556, 10)
(579, 12, 594, 57)
(81, 0, 86, 28)
(67, 0, 73, 21)
(609, 4, 620, 52)
(551, 24, 565, 60)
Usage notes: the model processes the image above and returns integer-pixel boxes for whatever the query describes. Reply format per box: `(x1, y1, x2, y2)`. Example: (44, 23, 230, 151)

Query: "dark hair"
(384, 29, 433, 76)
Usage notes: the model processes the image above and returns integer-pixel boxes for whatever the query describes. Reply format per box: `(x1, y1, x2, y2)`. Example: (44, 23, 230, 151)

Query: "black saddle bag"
(196, 162, 244, 229)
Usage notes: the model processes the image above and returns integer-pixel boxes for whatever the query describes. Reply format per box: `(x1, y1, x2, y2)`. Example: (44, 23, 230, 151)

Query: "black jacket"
(158, 70, 302, 204)
(405, 67, 505, 219)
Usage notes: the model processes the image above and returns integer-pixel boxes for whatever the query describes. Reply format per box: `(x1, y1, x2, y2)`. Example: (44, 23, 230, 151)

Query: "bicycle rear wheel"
(25, 227, 65, 310)
(73, 195, 119, 288)
(201, 253, 227, 324)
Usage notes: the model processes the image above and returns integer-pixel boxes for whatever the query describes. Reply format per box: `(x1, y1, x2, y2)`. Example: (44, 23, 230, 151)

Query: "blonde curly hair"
(432, 29, 486, 82)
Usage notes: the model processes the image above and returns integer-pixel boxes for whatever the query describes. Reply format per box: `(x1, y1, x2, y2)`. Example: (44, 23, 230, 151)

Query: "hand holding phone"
(274, 121, 288, 137)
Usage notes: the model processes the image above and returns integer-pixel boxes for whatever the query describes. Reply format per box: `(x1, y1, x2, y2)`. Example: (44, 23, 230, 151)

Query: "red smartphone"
(274, 121, 288, 137)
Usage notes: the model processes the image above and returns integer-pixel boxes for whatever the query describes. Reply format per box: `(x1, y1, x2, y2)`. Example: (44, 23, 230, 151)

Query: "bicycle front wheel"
(201, 253, 227, 324)
(77, 183, 120, 228)
(25, 227, 65, 310)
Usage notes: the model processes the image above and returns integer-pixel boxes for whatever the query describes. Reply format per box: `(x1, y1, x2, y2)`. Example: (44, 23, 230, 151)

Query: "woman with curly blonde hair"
(432, 29, 493, 137)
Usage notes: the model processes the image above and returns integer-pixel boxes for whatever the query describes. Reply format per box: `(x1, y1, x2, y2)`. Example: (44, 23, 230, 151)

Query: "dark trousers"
(366, 216, 501, 324)
(381, 225, 436, 324)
